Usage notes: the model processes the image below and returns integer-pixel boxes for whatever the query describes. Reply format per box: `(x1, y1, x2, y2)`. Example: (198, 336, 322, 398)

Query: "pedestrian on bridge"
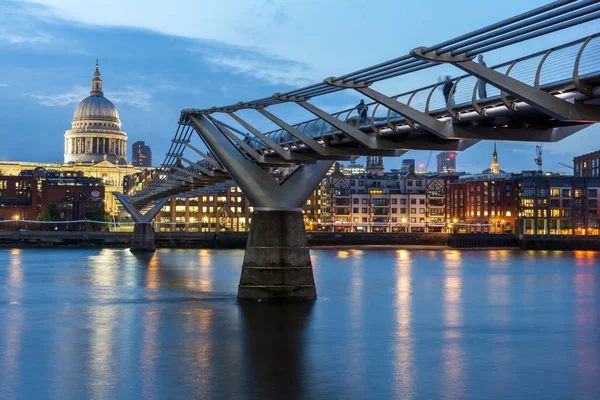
(356, 99, 369, 126)
(477, 55, 488, 99)
(442, 75, 455, 107)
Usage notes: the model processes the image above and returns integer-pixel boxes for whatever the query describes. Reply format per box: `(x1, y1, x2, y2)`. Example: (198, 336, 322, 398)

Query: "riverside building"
(0, 168, 105, 228)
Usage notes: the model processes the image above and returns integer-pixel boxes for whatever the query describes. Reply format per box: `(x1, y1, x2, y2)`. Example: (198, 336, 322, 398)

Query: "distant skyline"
(0, 0, 598, 173)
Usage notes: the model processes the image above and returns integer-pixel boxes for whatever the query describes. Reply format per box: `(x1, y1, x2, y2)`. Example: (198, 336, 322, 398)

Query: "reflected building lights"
(88, 306, 118, 400)
(89, 249, 119, 288)
(575, 267, 599, 399)
(442, 250, 465, 400)
(574, 251, 598, 267)
(393, 249, 414, 399)
(197, 249, 214, 292)
(337, 250, 350, 259)
(145, 254, 160, 292)
(183, 308, 215, 391)
(8, 248, 23, 289)
(141, 309, 159, 400)
(0, 249, 24, 396)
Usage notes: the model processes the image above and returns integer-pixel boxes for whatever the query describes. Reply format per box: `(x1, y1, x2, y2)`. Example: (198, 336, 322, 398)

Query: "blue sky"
(0, 0, 598, 173)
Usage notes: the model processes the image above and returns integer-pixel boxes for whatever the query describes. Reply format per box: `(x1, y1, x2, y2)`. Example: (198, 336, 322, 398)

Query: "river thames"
(0, 248, 598, 399)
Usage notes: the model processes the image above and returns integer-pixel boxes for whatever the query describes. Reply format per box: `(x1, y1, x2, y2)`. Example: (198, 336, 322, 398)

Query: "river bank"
(0, 231, 598, 250)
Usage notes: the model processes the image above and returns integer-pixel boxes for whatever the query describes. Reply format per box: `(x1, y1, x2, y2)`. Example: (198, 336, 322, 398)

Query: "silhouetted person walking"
(442, 75, 455, 106)
(477, 55, 488, 99)
(356, 99, 368, 126)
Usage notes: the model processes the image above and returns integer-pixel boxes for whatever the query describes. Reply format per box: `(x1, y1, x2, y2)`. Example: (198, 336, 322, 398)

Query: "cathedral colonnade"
(65, 136, 127, 157)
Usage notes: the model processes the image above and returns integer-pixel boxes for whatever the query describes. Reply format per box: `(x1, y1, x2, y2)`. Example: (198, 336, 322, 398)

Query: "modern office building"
(132, 141, 152, 167)
(436, 152, 457, 173)
(402, 159, 415, 172)
(517, 174, 600, 235)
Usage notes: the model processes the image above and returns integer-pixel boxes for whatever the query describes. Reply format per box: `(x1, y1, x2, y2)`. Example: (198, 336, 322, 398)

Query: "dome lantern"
(90, 59, 103, 97)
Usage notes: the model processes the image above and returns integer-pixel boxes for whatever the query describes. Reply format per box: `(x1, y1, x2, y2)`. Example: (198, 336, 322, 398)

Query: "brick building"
(446, 173, 517, 233)
(0, 168, 105, 229)
(574, 150, 600, 177)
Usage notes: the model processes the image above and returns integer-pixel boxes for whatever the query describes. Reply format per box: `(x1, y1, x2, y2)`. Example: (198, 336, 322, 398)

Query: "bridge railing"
(245, 33, 600, 152)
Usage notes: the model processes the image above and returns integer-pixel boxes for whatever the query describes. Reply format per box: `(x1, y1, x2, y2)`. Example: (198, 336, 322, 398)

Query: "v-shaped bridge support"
(114, 193, 168, 252)
(188, 114, 333, 302)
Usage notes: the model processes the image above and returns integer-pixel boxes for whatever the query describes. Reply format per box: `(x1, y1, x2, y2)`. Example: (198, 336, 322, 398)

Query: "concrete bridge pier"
(130, 222, 157, 252)
(239, 209, 315, 300)
(114, 194, 167, 252)
(189, 115, 333, 301)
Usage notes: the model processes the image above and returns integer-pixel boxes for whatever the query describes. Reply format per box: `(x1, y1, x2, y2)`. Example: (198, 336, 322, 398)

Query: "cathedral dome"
(64, 60, 128, 165)
(73, 95, 120, 122)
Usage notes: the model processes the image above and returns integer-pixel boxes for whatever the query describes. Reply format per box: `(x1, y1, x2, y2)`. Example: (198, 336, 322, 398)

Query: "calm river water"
(0, 248, 598, 399)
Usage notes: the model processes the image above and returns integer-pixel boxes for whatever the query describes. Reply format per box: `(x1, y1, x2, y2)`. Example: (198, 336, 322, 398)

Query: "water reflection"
(393, 249, 414, 399)
(87, 306, 118, 400)
(442, 250, 465, 400)
(239, 302, 313, 400)
(0, 249, 24, 399)
(141, 309, 159, 400)
(145, 253, 160, 292)
(574, 250, 598, 267)
(575, 266, 599, 400)
(89, 249, 120, 287)
(0, 248, 597, 399)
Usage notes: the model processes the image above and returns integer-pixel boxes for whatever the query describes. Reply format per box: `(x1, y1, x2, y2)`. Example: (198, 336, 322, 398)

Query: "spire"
(490, 141, 500, 174)
(90, 59, 103, 96)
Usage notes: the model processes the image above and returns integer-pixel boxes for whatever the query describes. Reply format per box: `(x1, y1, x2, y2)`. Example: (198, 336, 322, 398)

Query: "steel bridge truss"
(125, 0, 600, 210)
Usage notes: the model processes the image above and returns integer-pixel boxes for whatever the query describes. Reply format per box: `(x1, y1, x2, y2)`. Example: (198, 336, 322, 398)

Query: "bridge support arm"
(187, 114, 337, 302)
(114, 194, 168, 252)
(411, 46, 600, 123)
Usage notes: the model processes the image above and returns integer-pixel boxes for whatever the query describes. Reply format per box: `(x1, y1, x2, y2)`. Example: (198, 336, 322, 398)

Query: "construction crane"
(534, 144, 543, 173)
(558, 162, 574, 170)
(425, 151, 433, 171)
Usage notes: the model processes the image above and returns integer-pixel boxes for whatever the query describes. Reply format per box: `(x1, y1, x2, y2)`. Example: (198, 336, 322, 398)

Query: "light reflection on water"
(393, 249, 414, 399)
(442, 250, 464, 400)
(0, 248, 598, 399)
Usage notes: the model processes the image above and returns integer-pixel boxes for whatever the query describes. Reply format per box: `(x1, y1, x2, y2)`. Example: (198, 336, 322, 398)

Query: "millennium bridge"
(117, 0, 600, 301)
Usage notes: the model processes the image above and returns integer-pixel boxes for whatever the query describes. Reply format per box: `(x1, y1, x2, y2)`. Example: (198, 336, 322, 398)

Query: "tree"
(37, 203, 59, 222)
(91, 209, 111, 231)
(37, 203, 60, 231)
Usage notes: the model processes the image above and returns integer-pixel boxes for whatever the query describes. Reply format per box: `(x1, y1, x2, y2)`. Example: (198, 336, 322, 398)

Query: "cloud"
(0, 83, 10, 88)
(204, 54, 318, 87)
(110, 87, 152, 110)
(0, 33, 53, 45)
(29, 85, 153, 110)
(29, 85, 88, 106)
